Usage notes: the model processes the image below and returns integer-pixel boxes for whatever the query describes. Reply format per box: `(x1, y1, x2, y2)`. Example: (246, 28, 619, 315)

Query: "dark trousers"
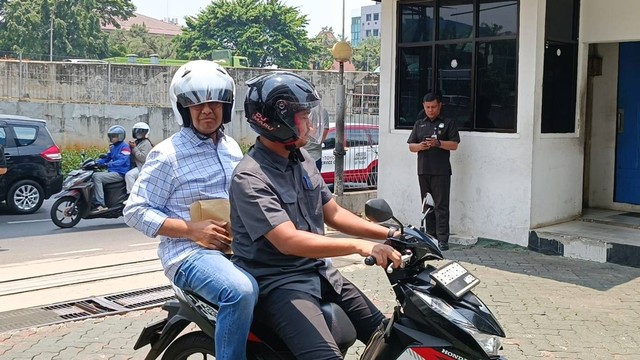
(254, 276, 384, 360)
(418, 174, 451, 243)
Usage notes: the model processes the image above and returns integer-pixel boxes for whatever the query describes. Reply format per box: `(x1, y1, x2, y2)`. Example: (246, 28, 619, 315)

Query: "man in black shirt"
(407, 92, 460, 250)
(231, 71, 401, 360)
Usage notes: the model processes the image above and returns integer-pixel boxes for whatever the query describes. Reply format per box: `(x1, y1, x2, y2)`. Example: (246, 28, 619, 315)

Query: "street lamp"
(331, 40, 353, 197)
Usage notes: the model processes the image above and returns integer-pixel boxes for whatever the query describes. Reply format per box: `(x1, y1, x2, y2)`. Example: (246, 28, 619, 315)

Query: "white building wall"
(377, 0, 549, 245)
(581, 0, 640, 43)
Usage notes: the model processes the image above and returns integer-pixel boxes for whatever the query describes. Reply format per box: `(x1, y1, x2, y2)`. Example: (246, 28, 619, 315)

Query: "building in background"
(101, 13, 182, 38)
(351, 2, 381, 47)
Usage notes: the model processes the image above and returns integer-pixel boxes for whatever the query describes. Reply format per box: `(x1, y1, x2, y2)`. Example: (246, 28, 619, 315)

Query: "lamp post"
(331, 40, 353, 197)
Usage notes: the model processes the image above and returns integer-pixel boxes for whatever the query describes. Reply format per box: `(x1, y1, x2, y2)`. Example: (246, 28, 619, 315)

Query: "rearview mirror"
(422, 193, 435, 214)
(365, 198, 394, 223)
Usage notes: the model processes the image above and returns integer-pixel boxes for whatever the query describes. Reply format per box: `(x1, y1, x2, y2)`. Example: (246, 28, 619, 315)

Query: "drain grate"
(105, 285, 174, 309)
(0, 285, 175, 333)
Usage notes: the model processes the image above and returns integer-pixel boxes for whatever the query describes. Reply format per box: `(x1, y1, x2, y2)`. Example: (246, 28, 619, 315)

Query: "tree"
(352, 36, 380, 72)
(309, 26, 338, 70)
(0, 0, 135, 60)
(108, 24, 177, 58)
(174, 0, 314, 69)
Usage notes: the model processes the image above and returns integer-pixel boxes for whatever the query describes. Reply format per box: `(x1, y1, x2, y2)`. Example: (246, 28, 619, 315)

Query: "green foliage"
(174, 0, 314, 69)
(309, 27, 338, 70)
(0, 0, 135, 60)
(352, 36, 381, 72)
(61, 146, 107, 177)
(107, 24, 178, 59)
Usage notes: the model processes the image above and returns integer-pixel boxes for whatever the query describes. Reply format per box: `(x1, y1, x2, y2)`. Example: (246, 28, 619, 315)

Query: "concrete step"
(529, 220, 640, 268)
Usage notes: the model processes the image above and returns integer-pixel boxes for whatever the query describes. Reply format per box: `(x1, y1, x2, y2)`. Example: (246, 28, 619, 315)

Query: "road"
(0, 198, 158, 265)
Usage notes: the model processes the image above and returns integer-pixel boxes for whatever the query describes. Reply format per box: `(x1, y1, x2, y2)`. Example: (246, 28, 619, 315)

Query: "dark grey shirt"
(230, 139, 342, 298)
(407, 116, 460, 175)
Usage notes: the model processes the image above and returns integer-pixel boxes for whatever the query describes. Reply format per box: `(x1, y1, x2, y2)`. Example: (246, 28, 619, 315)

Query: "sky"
(130, 0, 375, 39)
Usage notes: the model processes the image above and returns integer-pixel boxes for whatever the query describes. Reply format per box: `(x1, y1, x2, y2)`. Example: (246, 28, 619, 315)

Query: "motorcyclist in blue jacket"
(91, 125, 131, 214)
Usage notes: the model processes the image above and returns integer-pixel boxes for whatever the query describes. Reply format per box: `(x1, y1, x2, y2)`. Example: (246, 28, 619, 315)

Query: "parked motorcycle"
(133, 196, 506, 360)
(50, 158, 128, 228)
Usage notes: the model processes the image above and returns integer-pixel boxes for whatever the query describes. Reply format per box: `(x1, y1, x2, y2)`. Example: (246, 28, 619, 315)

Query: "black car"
(0, 115, 63, 214)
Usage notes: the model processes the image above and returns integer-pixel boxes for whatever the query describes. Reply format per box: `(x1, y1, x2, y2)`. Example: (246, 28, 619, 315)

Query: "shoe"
(90, 205, 108, 214)
(438, 241, 450, 251)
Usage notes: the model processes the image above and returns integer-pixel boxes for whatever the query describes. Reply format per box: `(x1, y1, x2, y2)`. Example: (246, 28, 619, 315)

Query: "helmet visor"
(292, 100, 324, 145)
(177, 88, 233, 108)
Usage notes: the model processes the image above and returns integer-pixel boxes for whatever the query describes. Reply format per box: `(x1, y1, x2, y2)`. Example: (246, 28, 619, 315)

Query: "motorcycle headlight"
(415, 291, 503, 357)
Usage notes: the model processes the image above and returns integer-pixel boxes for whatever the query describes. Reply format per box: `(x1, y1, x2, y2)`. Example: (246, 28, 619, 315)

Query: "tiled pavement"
(1, 242, 639, 359)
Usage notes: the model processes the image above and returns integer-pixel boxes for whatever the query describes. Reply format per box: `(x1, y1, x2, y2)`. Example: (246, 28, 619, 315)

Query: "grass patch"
(61, 146, 107, 177)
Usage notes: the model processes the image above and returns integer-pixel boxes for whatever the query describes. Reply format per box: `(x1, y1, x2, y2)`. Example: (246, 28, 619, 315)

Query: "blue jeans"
(173, 249, 258, 360)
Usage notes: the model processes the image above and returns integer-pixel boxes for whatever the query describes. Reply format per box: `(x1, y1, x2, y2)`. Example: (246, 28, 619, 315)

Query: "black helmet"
(244, 71, 323, 145)
(107, 125, 126, 143)
(170, 60, 235, 128)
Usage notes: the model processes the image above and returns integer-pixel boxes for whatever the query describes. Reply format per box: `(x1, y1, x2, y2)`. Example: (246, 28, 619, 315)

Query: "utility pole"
(331, 0, 352, 197)
(49, 15, 53, 61)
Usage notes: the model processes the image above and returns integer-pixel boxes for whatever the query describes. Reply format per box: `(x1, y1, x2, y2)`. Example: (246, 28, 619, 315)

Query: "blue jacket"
(97, 141, 131, 176)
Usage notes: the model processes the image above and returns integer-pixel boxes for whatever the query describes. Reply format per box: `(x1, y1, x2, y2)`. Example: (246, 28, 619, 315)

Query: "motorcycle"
(133, 196, 506, 360)
(50, 157, 128, 228)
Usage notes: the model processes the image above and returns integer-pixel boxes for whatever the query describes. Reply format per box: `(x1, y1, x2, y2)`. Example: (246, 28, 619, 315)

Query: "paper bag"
(189, 199, 232, 237)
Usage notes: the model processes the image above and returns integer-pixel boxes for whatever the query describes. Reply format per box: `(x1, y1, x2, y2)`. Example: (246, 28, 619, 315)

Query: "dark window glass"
(366, 30, 372, 37)
(439, 1, 474, 40)
(438, 43, 473, 129)
(373, 29, 379, 37)
(545, 0, 579, 42)
(0, 127, 6, 146)
(479, 0, 518, 37)
(374, 13, 380, 21)
(399, 4, 435, 43)
(396, 46, 433, 128)
(475, 40, 517, 130)
(13, 126, 38, 146)
(346, 129, 371, 147)
(396, 0, 518, 132)
(541, 42, 577, 133)
(366, 14, 372, 21)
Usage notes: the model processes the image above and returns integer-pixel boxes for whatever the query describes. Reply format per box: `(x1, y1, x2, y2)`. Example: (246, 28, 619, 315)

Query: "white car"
(321, 124, 379, 187)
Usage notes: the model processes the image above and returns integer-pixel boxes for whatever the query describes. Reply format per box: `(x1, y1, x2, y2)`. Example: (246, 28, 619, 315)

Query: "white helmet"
(132, 122, 150, 139)
(169, 60, 236, 128)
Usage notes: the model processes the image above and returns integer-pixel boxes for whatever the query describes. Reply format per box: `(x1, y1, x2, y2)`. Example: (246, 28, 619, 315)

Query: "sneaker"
(90, 205, 108, 214)
(438, 241, 450, 251)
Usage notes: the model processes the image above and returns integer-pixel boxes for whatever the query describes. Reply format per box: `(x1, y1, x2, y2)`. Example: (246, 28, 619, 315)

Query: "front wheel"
(162, 331, 215, 360)
(50, 196, 83, 228)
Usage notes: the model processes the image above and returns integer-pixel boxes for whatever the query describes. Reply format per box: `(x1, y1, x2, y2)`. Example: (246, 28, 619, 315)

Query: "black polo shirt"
(407, 116, 460, 175)
(230, 139, 343, 298)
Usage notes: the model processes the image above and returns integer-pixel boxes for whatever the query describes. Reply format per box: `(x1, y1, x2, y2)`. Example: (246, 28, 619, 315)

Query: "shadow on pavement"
(445, 242, 640, 291)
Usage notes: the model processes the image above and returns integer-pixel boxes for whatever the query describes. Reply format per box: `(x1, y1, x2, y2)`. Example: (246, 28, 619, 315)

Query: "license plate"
(430, 261, 480, 299)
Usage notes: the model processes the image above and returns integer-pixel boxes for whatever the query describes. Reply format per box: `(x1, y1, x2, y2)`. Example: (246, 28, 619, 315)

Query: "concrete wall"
(0, 60, 379, 148)
(581, 0, 640, 43)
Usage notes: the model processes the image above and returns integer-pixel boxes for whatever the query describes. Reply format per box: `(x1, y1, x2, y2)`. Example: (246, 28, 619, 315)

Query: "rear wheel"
(7, 180, 44, 214)
(162, 331, 216, 360)
(50, 196, 83, 228)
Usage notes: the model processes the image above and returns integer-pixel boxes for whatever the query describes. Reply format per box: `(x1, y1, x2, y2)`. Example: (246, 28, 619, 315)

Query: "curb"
(529, 230, 640, 268)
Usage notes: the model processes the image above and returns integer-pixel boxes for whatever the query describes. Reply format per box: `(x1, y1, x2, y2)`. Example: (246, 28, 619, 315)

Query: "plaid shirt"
(123, 127, 243, 280)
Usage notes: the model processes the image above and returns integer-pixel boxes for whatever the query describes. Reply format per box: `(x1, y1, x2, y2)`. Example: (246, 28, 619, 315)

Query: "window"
(13, 126, 38, 146)
(395, 0, 519, 132)
(366, 30, 372, 37)
(373, 29, 379, 37)
(366, 14, 372, 21)
(0, 127, 6, 146)
(541, 0, 579, 133)
(374, 13, 380, 21)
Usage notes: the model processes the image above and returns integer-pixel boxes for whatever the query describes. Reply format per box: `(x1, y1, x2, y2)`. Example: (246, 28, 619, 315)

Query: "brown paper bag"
(189, 199, 232, 238)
